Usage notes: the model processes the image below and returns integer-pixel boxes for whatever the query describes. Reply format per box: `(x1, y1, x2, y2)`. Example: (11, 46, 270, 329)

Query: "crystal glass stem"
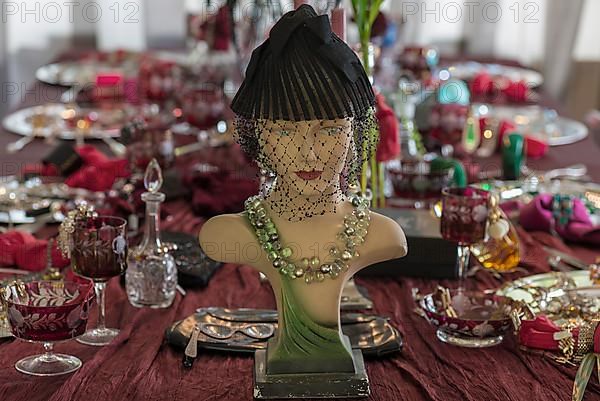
(41, 342, 54, 361)
(457, 245, 470, 289)
(15, 340, 82, 376)
(94, 281, 107, 331)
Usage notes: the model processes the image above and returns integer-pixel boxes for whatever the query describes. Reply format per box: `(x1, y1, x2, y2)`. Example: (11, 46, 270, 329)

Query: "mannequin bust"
(199, 5, 407, 376)
(200, 118, 407, 374)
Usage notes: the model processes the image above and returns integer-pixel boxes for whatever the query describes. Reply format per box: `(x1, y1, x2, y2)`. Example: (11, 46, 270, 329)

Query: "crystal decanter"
(471, 193, 520, 272)
(125, 159, 177, 308)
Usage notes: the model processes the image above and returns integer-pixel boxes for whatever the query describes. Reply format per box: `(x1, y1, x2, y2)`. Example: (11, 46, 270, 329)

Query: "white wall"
(574, 0, 600, 61)
(95, 0, 147, 51)
(2, 0, 75, 109)
(4, 1, 74, 54)
(145, 0, 186, 48)
(0, 0, 7, 117)
(492, 0, 547, 66)
(387, 0, 548, 64)
(0, 0, 6, 64)
(392, 0, 465, 51)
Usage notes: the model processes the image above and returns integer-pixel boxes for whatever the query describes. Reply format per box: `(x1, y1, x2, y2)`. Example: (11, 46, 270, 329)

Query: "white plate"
(35, 51, 187, 87)
(445, 62, 543, 88)
(475, 104, 588, 146)
(2, 103, 128, 140)
(36, 62, 107, 86)
(497, 270, 591, 311)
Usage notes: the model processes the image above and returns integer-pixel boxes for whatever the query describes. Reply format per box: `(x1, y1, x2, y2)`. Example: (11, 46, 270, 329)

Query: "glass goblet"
(2, 280, 94, 376)
(440, 187, 490, 284)
(71, 216, 128, 346)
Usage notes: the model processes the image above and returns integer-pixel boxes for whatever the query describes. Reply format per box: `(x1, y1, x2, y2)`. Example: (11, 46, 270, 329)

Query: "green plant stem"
(370, 147, 377, 206)
(378, 162, 385, 208)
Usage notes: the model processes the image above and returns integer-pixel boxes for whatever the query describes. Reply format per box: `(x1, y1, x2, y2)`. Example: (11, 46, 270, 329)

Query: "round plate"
(36, 62, 108, 86)
(445, 62, 543, 88)
(475, 104, 588, 146)
(547, 118, 588, 146)
(496, 270, 591, 312)
(35, 51, 189, 87)
(2, 104, 127, 139)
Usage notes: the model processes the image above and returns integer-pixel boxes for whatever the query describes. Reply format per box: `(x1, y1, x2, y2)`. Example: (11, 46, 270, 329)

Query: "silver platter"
(168, 308, 402, 355)
(445, 61, 543, 88)
(2, 103, 131, 139)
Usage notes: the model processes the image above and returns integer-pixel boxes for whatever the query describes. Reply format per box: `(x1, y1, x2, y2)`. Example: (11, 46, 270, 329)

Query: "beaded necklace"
(244, 194, 371, 284)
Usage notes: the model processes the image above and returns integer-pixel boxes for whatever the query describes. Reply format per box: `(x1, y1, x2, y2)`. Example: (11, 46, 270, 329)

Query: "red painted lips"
(295, 171, 323, 180)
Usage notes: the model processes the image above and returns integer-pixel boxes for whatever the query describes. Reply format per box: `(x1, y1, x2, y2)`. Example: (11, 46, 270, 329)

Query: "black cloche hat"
(231, 4, 375, 122)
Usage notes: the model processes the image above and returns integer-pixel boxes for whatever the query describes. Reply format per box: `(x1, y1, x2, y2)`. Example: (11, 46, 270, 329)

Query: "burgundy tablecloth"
(1, 229, 599, 401)
(2, 74, 600, 401)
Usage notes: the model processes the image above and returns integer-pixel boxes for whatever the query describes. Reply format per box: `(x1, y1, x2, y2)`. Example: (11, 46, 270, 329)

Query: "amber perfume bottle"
(471, 194, 520, 272)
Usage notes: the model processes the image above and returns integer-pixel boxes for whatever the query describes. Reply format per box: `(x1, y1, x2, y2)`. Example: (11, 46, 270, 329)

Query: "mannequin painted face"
(259, 118, 352, 197)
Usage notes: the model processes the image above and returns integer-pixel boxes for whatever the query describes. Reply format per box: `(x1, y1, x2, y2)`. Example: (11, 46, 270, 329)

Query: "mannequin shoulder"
(199, 213, 256, 243)
(367, 212, 408, 259)
(198, 213, 258, 262)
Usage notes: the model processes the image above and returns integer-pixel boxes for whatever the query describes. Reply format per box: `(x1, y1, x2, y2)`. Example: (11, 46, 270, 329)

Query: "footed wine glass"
(71, 216, 128, 346)
(3, 280, 94, 376)
(440, 187, 490, 286)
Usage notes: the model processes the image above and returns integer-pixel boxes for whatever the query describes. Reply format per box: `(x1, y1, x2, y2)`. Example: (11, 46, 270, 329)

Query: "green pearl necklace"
(244, 194, 371, 284)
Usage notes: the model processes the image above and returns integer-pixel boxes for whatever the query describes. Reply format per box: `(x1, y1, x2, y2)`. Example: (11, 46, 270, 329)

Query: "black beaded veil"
(231, 4, 377, 221)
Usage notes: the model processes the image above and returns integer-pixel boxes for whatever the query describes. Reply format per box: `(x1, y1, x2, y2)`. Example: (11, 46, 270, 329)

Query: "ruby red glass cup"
(3, 280, 94, 376)
(440, 187, 490, 280)
(71, 216, 127, 346)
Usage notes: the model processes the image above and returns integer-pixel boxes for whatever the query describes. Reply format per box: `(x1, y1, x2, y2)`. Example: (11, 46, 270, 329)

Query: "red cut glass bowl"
(3, 280, 94, 376)
(4, 280, 94, 342)
(420, 289, 513, 348)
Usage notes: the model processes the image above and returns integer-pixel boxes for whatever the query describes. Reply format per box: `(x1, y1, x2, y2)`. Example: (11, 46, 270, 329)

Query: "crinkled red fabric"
(2, 86, 600, 401)
(1, 217, 599, 401)
(375, 93, 400, 162)
(470, 72, 494, 96)
(23, 145, 128, 192)
(64, 145, 128, 192)
(503, 80, 529, 103)
(0, 231, 69, 271)
(470, 72, 529, 103)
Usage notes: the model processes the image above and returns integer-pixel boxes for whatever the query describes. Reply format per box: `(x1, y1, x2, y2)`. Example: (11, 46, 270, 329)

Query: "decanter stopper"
(144, 158, 163, 193)
(141, 158, 166, 203)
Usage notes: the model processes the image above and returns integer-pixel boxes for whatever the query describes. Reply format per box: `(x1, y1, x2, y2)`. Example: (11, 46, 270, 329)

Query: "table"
(1, 80, 600, 401)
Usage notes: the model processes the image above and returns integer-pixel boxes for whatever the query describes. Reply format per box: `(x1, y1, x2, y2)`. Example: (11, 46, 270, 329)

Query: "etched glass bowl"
(420, 289, 513, 348)
(3, 280, 94, 375)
